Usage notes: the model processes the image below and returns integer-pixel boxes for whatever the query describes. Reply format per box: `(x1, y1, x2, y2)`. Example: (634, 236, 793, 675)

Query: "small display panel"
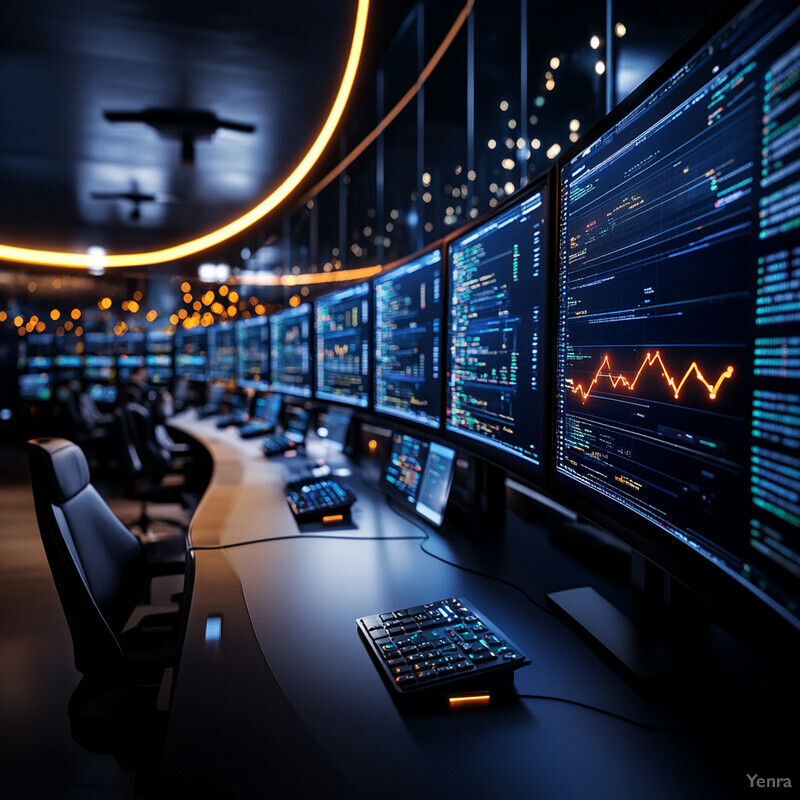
(314, 283, 370, 407)
(320, 406, 354, 452)
(373, 249, 443, 428)
(236, 316, 270, 390)
(18, 373, 52, 402)
(446, 180, 549, 475)
(146, 330, 174, 384)
(270, 304, 312, 398)
(382, 432, 457, 527)
(252, 394, 282, 426)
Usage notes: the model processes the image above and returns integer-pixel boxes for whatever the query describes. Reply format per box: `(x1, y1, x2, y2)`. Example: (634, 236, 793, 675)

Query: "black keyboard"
(262, 433, 302, 456)
(286, 478, 356, 522)
(240, 420, 275, 439)
(284, 461, 331, 486)
(357, 597, 529, 695)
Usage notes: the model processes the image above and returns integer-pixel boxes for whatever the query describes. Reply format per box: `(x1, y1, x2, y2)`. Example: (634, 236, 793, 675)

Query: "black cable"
(189, 532, 426, 552)
(515, 694, 686, 733)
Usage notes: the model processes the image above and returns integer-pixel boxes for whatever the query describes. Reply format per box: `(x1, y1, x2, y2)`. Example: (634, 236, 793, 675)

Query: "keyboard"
(285, 477, 356, 522)
(240, 420, 275, 439)
(284, 461, 331, 486)
(262, 433, 303, 456)
(357, 597, 529, 696)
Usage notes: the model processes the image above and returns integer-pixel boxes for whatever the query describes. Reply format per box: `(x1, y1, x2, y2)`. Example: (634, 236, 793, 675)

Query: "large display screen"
(175, 328, 209, 382)
(374, 249, 443, 428)
(270, 304, 312, 397)
(314, 283, 370, 407)
(208, 323, 236, 383)
(555, 0, 800, 625)
(446, 178, 549, 475)
(145, 329, 174, 384)
(236, 316, 270, 390)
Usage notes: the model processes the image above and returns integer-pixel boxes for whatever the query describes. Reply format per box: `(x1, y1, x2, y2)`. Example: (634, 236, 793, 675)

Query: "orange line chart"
(570, 351, 734, 402)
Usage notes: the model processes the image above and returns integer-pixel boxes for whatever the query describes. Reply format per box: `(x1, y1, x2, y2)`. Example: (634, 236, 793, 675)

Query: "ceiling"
(0, 0, 411, 269)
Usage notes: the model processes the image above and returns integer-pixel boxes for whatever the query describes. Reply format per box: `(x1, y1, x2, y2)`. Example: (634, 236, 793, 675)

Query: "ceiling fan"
(103, 107, 256, 166)
(90, 183, 179, 221)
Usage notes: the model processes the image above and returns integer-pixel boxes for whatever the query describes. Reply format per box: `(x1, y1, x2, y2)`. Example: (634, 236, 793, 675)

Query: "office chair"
(25, 437, 182, 679)
(116, 402, 193, 536)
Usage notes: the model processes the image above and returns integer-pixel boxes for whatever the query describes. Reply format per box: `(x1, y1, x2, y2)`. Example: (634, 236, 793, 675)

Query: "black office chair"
(116, 402, 193, 536)
(26, 437, 181, 679)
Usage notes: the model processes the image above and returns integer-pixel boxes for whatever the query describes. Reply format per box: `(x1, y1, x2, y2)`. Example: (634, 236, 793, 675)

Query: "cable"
(189, 532, 426, 552)
(515, 694, 686, 733)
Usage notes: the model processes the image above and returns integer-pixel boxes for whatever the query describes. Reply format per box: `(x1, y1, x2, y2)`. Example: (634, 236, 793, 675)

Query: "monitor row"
(17, 0, 800, 635)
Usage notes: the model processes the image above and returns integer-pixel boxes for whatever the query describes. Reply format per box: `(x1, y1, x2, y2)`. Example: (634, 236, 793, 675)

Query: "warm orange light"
(13, 315, 23, 327)
(193, 301, 202, 311)
(64, 320, 73, 331)
(0, 311, 7, 322)
(231, 263, 383, 287)
(70, 308, 81, 320)
(368, 439, 378, 453)
(322, 514, 344, 524)
(74, 326, 83, 336)
(181, 281, 191, 293)
(289, 295, 300, 307)
(27, 281, 37, 292)
(99, 297, 112, 310)
(35, 321, 45, 332)
(219, 284, 229, 296)
(169, 313, 179, 325)
(211, 302, 224, 314)
(228, 291, 239, 303)
(50, 309, 60, 321)
(178, 308, 188, 319)
(133, 290, 143, 301)
(183, 292, 192, 303)
(146, 309, 158, 322)
(254, 304, 266, 315)
(448, 694, 491, 707)
(0, 0, 370, 269)
(128, 300, 140, 313)
(227, 305, 237, 316)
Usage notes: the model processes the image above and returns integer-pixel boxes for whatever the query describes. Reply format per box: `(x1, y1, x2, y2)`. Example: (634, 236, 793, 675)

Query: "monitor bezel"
(442, 169, 555, 489)
(548, 0, 800, 646)
(371, 243, 445, 433)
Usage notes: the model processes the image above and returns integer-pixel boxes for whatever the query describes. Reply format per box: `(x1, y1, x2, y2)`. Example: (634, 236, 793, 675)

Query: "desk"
(159, 415, 790, 799)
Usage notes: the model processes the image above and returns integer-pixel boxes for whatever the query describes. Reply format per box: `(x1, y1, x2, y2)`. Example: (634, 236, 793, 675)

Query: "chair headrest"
(26, 438, 91, 504)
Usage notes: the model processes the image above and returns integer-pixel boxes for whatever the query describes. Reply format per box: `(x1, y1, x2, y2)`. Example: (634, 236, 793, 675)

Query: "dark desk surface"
(160, 414, 793, 799)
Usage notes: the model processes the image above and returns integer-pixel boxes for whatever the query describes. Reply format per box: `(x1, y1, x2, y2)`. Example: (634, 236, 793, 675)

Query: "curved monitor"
(555, 0, 800, 635)
(270, 304, 312, 398)
(235, 316, 270, 390)
(373, 248, 443, 429)
(445, 174, 551, 478)
(314, 282, 370, 408)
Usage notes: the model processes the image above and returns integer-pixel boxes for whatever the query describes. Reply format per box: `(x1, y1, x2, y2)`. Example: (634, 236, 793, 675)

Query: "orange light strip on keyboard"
(322, 514, 344, 524)
(448, 694, 491, 707)
(571, 351, 734, 403)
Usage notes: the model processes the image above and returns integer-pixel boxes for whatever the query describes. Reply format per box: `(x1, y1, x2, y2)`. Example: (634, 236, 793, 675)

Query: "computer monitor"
(235, 316, 270, 390)
(116, 353, 145, 383)
(382, 432, 457, 527)
(83, 354, 115, 382)
(208, 323, 236, 384)
(373, 248, 443, 429)
(318, 406, 354, 452)
(87, 383, 118, 405)
(145, 329, 174, 384)
(314, 282, 370, 408)
(445, 174, 550, 478)
(554, 0, 800, 636)
(270, 304, 312, 398)
(175, 328, 209, 382)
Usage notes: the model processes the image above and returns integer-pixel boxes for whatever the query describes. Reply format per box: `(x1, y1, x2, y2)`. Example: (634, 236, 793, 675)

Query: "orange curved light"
(0, 0, 370, 270)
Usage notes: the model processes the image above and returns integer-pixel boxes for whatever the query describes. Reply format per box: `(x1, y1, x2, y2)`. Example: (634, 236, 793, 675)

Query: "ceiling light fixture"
(0, 0, 370, 270)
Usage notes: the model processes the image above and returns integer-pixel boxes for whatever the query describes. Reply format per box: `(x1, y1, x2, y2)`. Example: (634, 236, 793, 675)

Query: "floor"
(0, 441, 186, 799)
